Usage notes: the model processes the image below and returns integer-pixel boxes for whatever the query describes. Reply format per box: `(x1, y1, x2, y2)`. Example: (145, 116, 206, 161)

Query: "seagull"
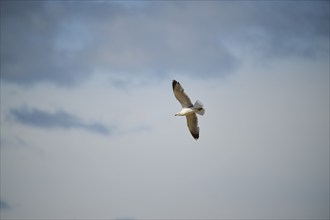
(172, 80, 205, 140)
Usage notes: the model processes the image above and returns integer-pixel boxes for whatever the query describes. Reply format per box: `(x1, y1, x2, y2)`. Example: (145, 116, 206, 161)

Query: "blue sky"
(1, 1, 329, 219)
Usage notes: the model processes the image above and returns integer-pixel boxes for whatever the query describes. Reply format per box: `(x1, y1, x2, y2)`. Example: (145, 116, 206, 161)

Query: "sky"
(0, 1, 329, 219)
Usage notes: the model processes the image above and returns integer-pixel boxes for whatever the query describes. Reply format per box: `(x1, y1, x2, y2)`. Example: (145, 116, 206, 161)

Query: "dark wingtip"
(192, 133, 199, 140)
(172, 80, 178, 89)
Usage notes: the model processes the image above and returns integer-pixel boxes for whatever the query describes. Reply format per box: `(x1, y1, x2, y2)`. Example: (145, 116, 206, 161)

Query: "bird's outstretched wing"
(172, 80, 193, 108)
(186, 113, 199, 140)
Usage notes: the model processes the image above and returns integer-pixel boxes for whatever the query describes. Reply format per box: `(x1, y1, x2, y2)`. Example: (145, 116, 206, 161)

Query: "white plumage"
(172, 80, 205, 140)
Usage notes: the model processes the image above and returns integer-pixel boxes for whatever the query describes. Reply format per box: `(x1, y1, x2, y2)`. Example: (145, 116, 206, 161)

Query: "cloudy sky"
(0, 1, 329, 219)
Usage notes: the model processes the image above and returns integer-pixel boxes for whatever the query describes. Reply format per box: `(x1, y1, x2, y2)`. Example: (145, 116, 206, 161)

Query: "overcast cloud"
(10, 107, 110, 135)
(1, 1, 329, 219)
(1, 1, 328, 85)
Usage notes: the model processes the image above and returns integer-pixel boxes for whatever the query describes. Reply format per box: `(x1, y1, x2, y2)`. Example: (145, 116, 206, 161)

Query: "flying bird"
(172, 80, 205, 140)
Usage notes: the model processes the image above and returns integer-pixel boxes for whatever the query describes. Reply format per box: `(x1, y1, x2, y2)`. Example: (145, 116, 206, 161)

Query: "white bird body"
(175, 108, 194, 116)
(172, 80, 205, 140)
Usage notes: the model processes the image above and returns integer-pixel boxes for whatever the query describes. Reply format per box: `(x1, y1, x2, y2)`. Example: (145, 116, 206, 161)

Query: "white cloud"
(1, 54, 329, 218)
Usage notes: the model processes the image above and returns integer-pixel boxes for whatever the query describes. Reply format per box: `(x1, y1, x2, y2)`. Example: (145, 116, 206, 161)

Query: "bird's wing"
(172, 80, 193, 108)
(186, 113, 199, 140)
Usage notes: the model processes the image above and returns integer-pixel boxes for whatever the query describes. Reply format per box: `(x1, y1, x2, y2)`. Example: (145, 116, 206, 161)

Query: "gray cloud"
(10, 107, 110, 135)
(1, 1, 328, 85)
(0, 199, 10, 210)
(242, 1, 329, 58)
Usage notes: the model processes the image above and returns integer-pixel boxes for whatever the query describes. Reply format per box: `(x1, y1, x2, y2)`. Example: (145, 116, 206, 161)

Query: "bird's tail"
(193, 100, 205, 116)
